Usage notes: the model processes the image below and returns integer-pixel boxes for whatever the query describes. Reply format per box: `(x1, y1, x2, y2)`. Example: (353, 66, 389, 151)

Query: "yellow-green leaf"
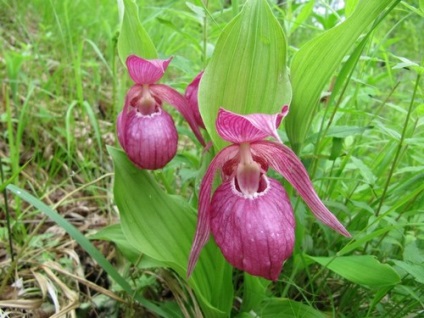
(199, 0, 291, 150)
(307, 255, 401, 288)
(117, 0, 157, 64)
(109, 147, 233, 317)
(285, 0, 399, 153)
(258, 298, 326, 318)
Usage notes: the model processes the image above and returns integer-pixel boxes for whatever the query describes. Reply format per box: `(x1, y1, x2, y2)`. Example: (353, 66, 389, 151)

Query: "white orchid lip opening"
(188, 107, 350, 281)
(117, 55, 205, 170)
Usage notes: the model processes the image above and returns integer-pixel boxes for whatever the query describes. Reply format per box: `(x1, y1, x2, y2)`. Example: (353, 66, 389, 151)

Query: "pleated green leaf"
(308, 255, 401, 288)
(285, 0, 399, 153)
(117, 0, 157, 64)
(199, 0, 291, 150)
(109, 147, 233, 318)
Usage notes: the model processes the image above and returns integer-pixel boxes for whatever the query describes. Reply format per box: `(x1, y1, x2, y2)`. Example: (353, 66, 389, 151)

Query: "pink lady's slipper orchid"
(117, 55, 205, 170)
(185, 71, 205, 129)
(188, 107, 350, 281)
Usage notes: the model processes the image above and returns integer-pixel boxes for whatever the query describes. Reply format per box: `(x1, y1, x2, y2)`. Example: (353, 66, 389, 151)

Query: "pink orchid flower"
(188, 107, 350, 281)
(117, 55, 205, 170)
(185, 71, 205, 129)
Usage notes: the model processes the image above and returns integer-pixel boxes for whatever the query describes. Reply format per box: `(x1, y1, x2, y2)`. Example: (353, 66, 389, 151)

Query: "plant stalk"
(375, 72, 421, 217)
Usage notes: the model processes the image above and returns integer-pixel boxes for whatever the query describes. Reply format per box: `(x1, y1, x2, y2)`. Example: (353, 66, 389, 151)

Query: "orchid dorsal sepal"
(126, 55, 172, 84)
(216, 106, 288, 144)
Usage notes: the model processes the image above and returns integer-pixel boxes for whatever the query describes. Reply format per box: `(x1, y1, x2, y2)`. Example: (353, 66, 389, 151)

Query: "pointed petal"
(216, 106, 289, 144)
(150, 84, 206, 146)
(126, 55, 172, 84)
(185, 71, 205, 128)
(210, 177, 295, 280)
(187, 145, 239, 277)
(252, 141, 351, 237)
(118, 108, 178, 170)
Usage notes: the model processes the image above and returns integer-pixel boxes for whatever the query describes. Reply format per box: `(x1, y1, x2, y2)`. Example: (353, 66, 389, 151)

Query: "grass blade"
(6, 184, 170, 317)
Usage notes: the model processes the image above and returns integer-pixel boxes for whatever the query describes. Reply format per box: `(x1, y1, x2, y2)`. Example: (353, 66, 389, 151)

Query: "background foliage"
(1, 0, 423, 317)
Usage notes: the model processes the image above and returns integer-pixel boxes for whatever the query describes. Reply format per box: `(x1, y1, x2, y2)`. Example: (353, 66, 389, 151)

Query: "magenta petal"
(150, 84, 206, 146)
(117, 94, 134, 149)
(117, 108, 178, 170)
(210, 177, 295, 281)
(187, 145, 240, 277)
(185, 71, 205, 129)
(216, 106, 289, 144)
(126, 55, 172, 84)
(252, 141, 351, 237)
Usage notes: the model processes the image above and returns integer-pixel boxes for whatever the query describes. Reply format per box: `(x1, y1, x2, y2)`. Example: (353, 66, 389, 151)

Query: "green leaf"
(199, 0, 291, 150)
(108, 147, 233, 318)
(325, 125, 372, 139)
(392, 54, 424, 73)
(307, 255, 401, 288)
(392, 260, 424, 284)
(395, 240, 424, 289)
(403, 240, 424, 264)
(338, 226, 397, 255)
(290, 0, 315, 34)
(285, 0, 399, 152)
(401, 1, 424, 17)
(350, 156, 377, 185)
(241, 273, 270, 313)
(90, 224, 166, 268)
(329, 137, 344, 160)
(345, 0, 359, 17)
(90, 224, 139, 263)
(258, 298, 326, 318)
(117, 0, 157, 64)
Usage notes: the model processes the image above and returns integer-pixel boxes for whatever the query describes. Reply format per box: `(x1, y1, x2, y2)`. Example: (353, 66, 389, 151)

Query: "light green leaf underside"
(307, 255, 401, 288)
(108, 147, 233, 318)
(117, 0, 157, 64)
(199, 0, 291, 150)
(285, 0, 398, 152)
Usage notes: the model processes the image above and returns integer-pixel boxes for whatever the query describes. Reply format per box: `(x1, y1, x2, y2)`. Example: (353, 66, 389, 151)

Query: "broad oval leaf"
(109, 147, 233, 317)
(285, 0, 399, 152)
(258, 298, 326, 318)
(307, 255, 401, 288)
(117, 0, 157, 64)
(199, 0, 291, 150)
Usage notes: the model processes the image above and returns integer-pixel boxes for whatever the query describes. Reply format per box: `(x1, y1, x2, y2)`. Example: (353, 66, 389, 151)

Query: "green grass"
(0, 0, 423, 317)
